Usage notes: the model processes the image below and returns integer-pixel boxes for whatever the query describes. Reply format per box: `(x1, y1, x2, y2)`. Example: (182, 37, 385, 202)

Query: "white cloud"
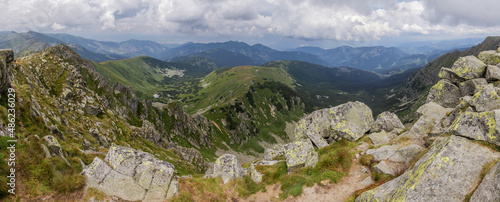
(1, 0, 499, 42)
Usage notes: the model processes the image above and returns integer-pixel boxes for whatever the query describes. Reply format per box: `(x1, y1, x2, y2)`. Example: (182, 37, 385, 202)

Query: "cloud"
(423, 0, 500, 27)
(1, 0, 499, 41)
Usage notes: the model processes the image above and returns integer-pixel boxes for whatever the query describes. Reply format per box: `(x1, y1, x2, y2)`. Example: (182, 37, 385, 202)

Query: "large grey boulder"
(0, 49, 14, 92)
(82, 146, 177, 201)
(387, 144, 424, 164)
(366, 144, 399, 161)
(478, 50, 500, 65)
(470, 161, 500, 202)
(42, 135, 62, 156)
(356, 136, 500, 202)
(450, 110, 500, 146)
(295, 101, 373, 143)
(264, 144, 285, 160)
(371, 111, 404, 133)
(367, 131, 393, 147)
(485, 65, 500, 82)
(249, 164, 263, 183)
(211, 154, 245, 184)
(400, 102, 452, 139)
(469, 84, 500, 112)
(450, 55, 487, 80)
(284, 139, 319, 172)
(426, 79, 460, 108)
(458, 78, 487, 96)
(438, 67, 465, 84)
(373, 161, 394, 176)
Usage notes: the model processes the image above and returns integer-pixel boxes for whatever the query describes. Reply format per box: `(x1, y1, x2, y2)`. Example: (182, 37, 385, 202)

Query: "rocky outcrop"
(295, 101, 373, 145)
(0, 49, 14, 92)
(451, 55, 487, 80)
(209, 154, 245, 184)
(478, 50, 500, 65)
(356, 136, 500, 202)
(82, 146, 177, 201)
(371, 111, 404, 133)
(470, 161, 500, 201)
(284, 139, 319, 172)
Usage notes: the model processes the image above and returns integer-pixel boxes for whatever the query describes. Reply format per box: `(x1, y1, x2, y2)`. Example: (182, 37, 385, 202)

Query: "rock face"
(371, 111, 404, 133)
(356, 136, 499, 202)
(284, 139, 319, 172)
(295, 101, 373, 145)
(0, 49, 14, 92)
(210, 154, 245, 184)
(470, 161, 500, 202)
(82, 146, 177, 201)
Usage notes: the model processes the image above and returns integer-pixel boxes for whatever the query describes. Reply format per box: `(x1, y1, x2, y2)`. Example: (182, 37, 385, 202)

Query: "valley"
(1, 31, 500, 202)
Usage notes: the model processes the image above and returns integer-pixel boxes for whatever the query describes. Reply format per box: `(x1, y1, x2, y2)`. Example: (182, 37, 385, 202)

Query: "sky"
(1, 0, 500, 50)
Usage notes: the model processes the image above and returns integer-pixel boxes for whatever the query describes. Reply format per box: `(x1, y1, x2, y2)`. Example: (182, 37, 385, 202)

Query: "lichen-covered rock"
(373, 161, 394, 176)
(0, 49, 14, 92)
(366, 144, 399, 161)
(329, 101, 374, 141)
(458, 78, 488, 96)
(438, 67, 465, 84)
(470, 84, 500, 112)
(450, 55, 487, 80)
(356, 136, 499, 202)
(82, 146, 177, 201)
(387, 144, 424, 164)
(264, 144, 285, 160)
(249, 164, 263, 183)
(284, 139, 318, 172)
(371, 111, 404, 133)
(42, 135, 62, 156)
(485, 64, 500, 82)
(367, 131, 394, 147)
(449, 111, 500, 146)
(305, 132, 329, 149)
(400, 102, 452, 139)
(295, 101, 373, 143)
(478, 50, 500, 65)
(426, 79, 460, 108)
(211, 154, 245, 184)
(470, 161, 500, 202)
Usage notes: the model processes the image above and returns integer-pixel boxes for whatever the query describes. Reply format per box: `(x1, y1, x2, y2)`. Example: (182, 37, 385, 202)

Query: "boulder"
(211, 154, 245, 184)
(401, 102, 452, 139)
(284, 139, 319, 172)
(426, 79, 460, 108)
(366, 145, 399, 161)
(438, 67, 465, 84)
(371, 111, 405, 133)
(478, 50, 500, 65)
(458, 78, 487, 96)
(450, 111, 500, 146)
(82, 146, 177, 201)
(295, 101, 373, 143)
(470, 161, 500, 202)
(367, 131, 394, 147)
(450, 55, 487, 80)
(329, 101, 374, 141)
(264, 144, 284, 160)
(485, 65, 500, 82)
(387, 144, 424, 164)
(249, 164, 263, 183)
(373, 161, 394, 176)
(356, 136, 500, 202)
(0, 49, 14, 92)
(469, 84, 500, 112)
(42, 135, 62, 156)
(305, 132, 328, 149)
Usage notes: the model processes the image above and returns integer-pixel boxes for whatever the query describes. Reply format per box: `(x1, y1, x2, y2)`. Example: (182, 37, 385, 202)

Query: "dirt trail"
(242, 143, 373, 202)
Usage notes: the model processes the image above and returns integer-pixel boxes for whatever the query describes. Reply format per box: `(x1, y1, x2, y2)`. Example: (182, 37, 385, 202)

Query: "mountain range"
(0, 31, 474, 73)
